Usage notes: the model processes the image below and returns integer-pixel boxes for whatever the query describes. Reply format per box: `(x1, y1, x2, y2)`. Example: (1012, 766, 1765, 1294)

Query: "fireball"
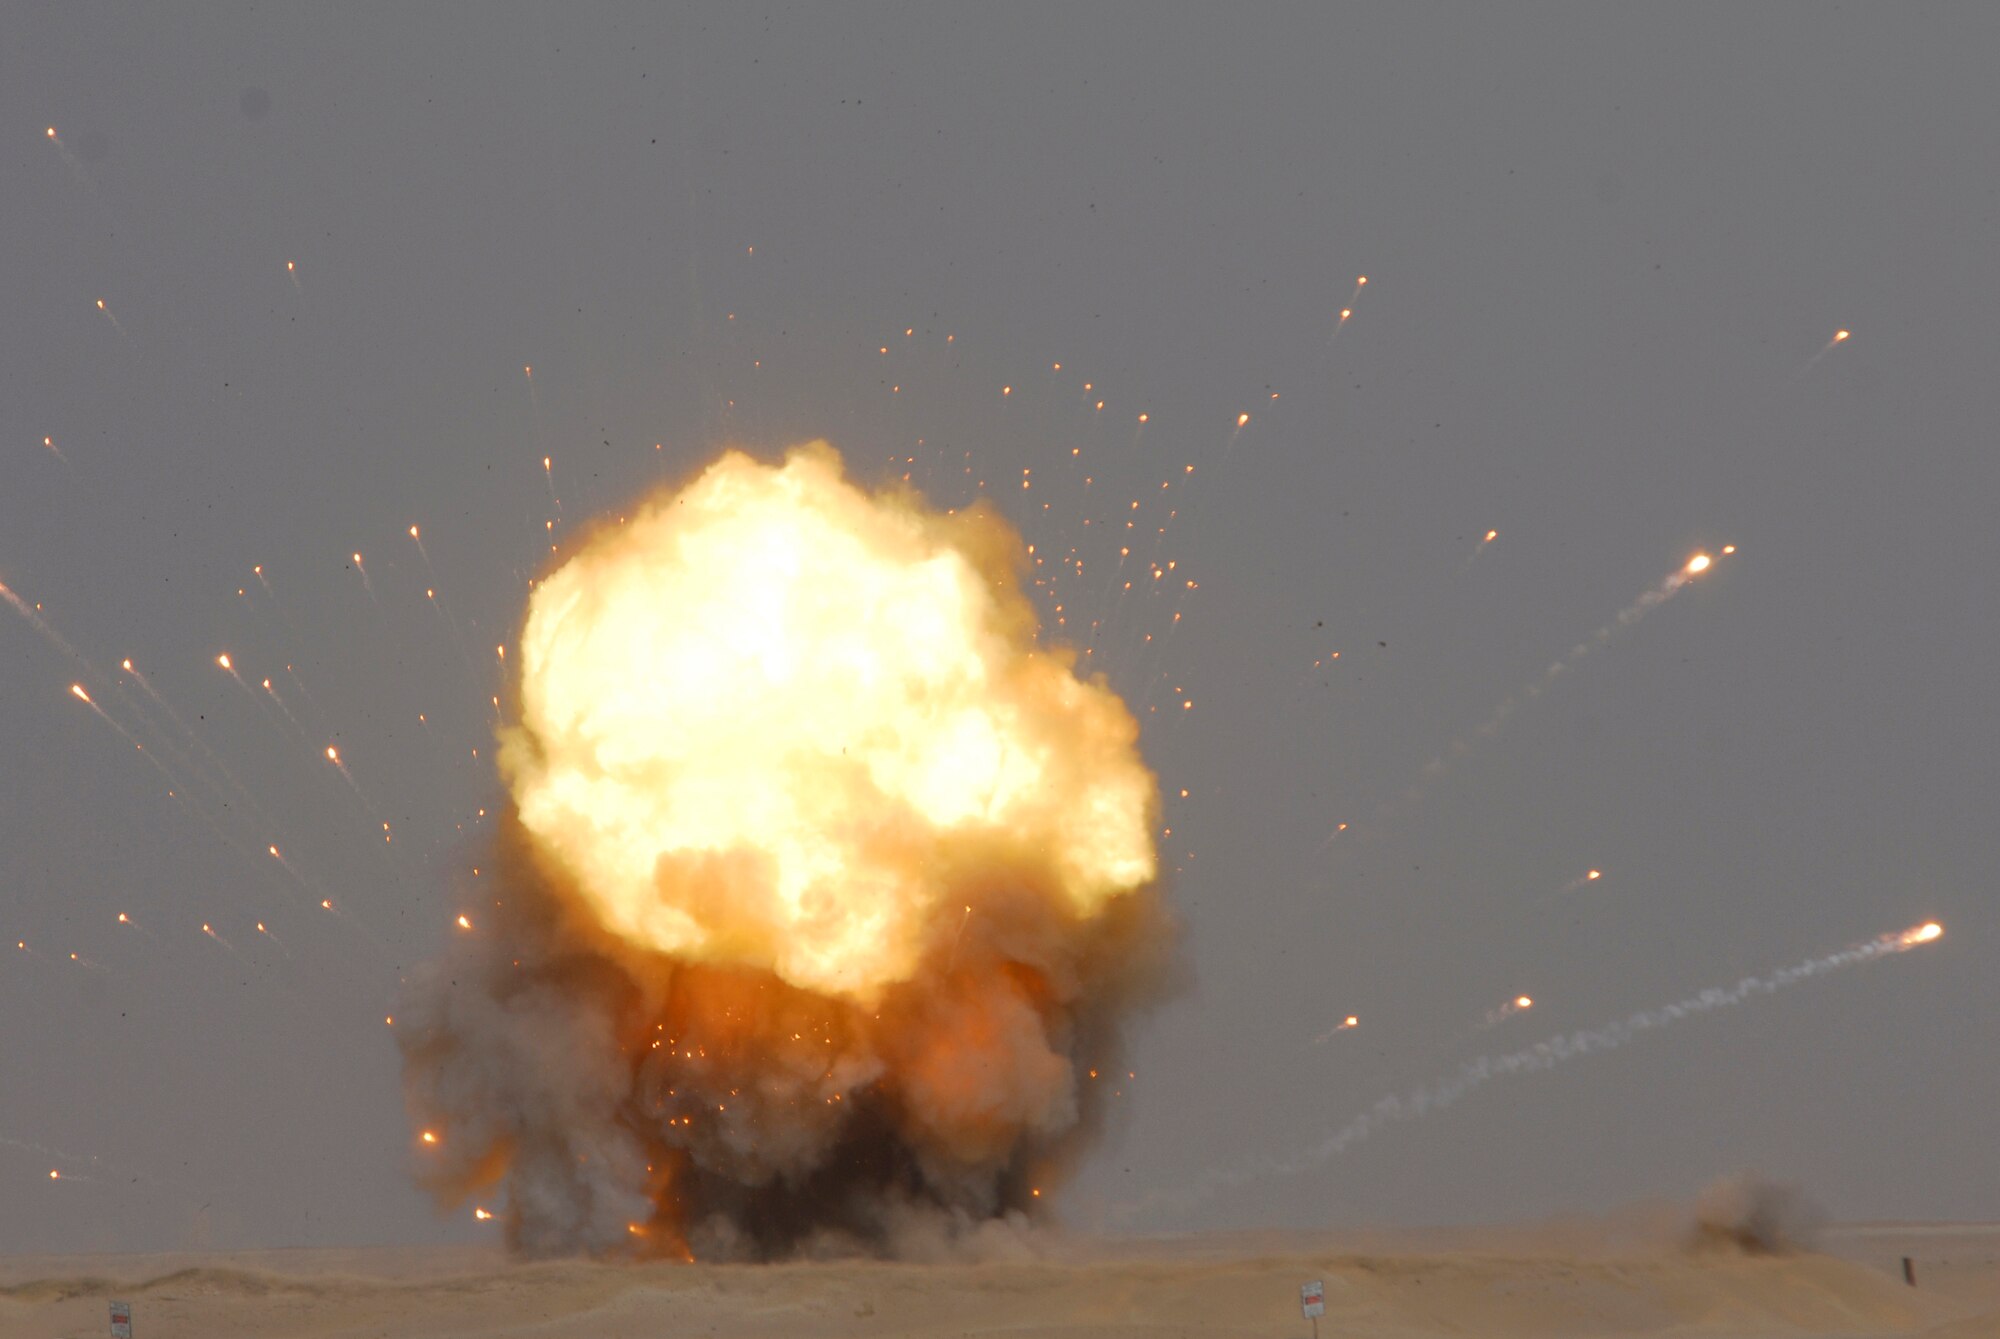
(410, 444, 1171, 1259)
(501, 444, 1157, 998)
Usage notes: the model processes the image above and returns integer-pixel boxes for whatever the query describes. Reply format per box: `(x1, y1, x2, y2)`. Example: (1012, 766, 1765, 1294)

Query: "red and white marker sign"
(108, 1300, 132, 1338)
(1301, 1280, 1325, 1318)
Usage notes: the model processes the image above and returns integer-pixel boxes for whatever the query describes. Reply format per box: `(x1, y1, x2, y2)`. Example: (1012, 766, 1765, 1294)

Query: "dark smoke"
(398, 814, 1177, 1261)
(1686, 1172, 1827, 1256)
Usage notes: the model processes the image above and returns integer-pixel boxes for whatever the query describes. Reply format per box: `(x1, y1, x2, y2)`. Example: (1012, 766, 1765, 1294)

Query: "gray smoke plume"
(398, 815, 1176, 1261)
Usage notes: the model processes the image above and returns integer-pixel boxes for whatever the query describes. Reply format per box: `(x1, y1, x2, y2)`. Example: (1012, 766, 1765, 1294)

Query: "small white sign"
(1300, 1280, 1325, 1318)
(109, 1300, 132, 1338)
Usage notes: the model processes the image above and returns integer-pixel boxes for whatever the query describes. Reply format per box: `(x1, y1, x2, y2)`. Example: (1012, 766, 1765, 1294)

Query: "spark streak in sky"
(1557, 868, 1605, 895)
(43, 125, 90, 184)
(262, 678, 307, 737)
(67, 683, 186, 799)
(1, 580, 101, 676)
(122, 657, 263, 820)
(1801, 327, 1852, 374)
(1476, 549, 1724, 733)
(1475, 993, 1536, 1032)
(1126, 919, 1944, 1218)
(1381, 549, 1731, 826)
(325, 743, 356, 788)
(1312, 1015, 1362, 1044)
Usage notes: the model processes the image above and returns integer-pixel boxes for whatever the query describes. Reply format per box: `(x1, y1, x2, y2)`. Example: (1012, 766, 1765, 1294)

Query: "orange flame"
(502, 445, 1157, 999)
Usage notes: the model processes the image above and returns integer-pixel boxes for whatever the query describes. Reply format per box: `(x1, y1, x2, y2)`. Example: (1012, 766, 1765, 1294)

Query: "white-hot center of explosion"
(501, 445, 1157, 998)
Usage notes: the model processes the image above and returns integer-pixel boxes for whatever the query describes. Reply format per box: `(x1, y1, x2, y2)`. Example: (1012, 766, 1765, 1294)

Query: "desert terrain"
(3, 1222, 1994, 1339)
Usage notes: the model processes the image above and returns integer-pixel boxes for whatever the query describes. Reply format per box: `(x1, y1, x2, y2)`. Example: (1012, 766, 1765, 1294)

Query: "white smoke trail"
(3, 1132, 195, 1195)
(1120, 920, 1941, 1222)
(2, 1134, 110, 1182)
(1354, 552, 1727, 835)
(1461, 554, 1714, 749)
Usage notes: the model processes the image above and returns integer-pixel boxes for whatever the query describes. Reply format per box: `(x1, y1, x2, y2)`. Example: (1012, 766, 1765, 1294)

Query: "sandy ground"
(3, 1223, 1994, 1339)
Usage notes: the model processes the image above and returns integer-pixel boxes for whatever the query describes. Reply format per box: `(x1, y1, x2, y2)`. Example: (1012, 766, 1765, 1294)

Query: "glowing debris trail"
(416, 537, 476, 680)
(242, 563, 305, 647)
(216, 651, 287, 737)
(1, 580, 104, 678)
(1557, 868, 1605, 895)
(1464, 528, 1499, 566)
(322, 743, 393, 833)
(2, 1132, 180, 1193)
(1126, 920, 1944, 1219)
(43, 125, 84, 179)
(63, 949, 109, 974)
(1475, 994, 1536, 1032)
(282, 663, 322, 722)
(122, 657, 265, 819)
(325, 743, 359, 790)
(3, 1133, 103, 1179)
(67, 683, 188, 800)
(350, 552, 378, 602)
(1366, 549, 1729, 833)
(1312, 1015, 1361, 1044)
(81, 677, 295, 904)
(1470, 549, 1725, 741)
(40, 435, 69, 465)
(1801, 327, 1852, 375)
(262, 677, 308, 739)
(1326, 275, 1367, 349)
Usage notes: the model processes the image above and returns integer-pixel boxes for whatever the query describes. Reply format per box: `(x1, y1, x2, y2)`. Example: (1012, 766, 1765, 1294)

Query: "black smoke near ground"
(397, 814, 1177, 1261)
(1687, 1172, 1827, 1256)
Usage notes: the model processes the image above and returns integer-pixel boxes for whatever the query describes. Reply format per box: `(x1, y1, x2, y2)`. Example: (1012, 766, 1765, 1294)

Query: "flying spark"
(1802, 327, 1853, 374)
(1143, 919, 1947, 1218)
(1313, 1015, 1361, 1044)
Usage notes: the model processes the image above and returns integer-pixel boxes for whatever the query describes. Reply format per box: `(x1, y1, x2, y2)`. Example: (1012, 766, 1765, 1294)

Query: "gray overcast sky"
(4, 5, 1996, 1254)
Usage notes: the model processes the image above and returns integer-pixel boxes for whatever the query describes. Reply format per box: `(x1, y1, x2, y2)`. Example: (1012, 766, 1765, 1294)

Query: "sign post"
(108, 1300, 132, 1338)
(1300, 1279, 1325, 1339)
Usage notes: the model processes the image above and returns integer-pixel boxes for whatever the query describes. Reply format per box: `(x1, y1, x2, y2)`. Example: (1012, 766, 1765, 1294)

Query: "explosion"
(401, 444, 1174, 1260)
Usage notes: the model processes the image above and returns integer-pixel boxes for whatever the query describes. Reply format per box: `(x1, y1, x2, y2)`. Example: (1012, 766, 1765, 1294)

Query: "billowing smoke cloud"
(399, 445, 1175, 1260)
